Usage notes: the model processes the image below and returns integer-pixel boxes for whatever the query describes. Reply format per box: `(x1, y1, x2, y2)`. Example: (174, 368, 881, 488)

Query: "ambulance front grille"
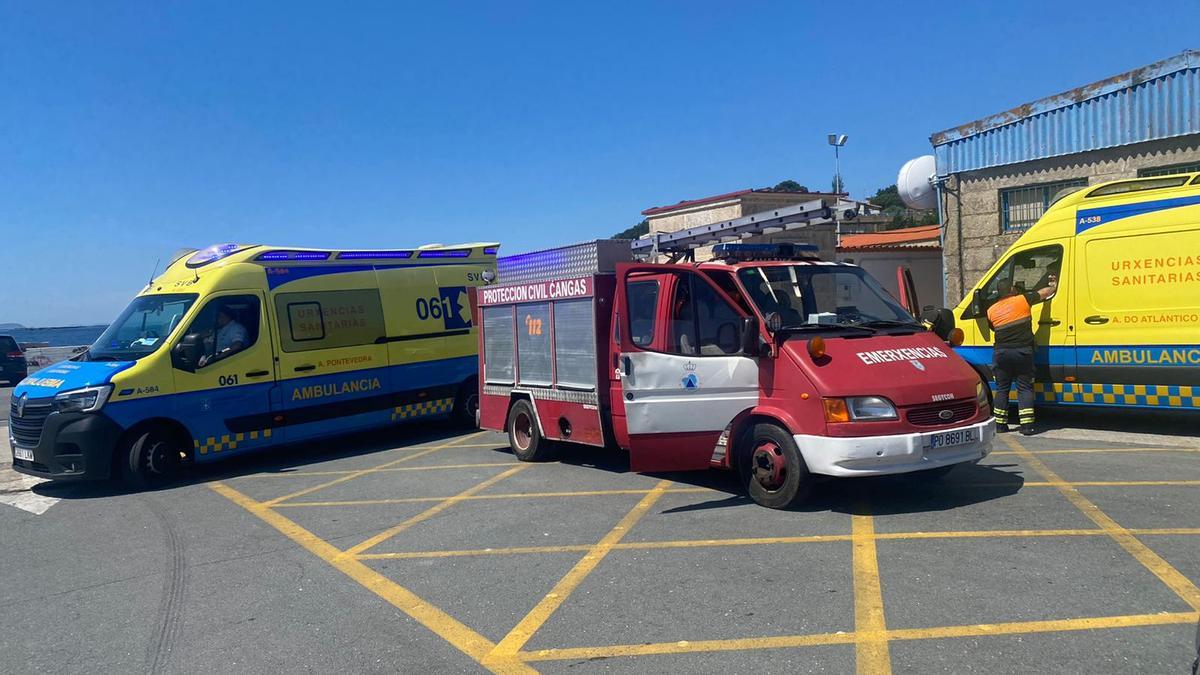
(10, 398, 53, 447)
(906, 399, 977, 427)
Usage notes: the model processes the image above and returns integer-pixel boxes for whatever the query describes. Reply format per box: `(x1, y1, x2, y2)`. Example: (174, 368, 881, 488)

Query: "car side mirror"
(172, 334, 203, 372)
(739, 317, 760, 356)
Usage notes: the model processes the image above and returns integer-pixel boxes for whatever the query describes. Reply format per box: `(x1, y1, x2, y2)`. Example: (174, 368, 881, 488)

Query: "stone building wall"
(941, 135, 1200, 304)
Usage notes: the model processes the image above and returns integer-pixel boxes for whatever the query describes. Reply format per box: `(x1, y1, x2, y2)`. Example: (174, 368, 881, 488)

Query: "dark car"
(0, 335, 28, 385)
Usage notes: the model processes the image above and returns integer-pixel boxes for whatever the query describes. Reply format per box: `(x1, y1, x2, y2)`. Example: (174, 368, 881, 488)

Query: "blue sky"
(2, 1, 1197, 326)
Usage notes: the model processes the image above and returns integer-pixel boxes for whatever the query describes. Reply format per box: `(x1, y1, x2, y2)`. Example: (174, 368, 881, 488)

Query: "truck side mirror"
(739, 317, 760, 356)
(172, 334, 203, 372)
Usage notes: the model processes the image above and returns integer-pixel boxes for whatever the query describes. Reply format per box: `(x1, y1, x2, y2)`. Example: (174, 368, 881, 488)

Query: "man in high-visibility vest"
(987, 274, 1058, 435)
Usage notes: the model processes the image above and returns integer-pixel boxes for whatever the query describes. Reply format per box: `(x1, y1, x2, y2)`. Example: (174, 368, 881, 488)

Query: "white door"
(616, 265, 759, 472)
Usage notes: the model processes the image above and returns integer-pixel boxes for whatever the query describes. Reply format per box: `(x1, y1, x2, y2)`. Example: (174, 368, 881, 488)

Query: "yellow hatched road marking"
(518, 611, 1199, 662)
(354, 527, 1200, 561)
(991, 447, 1200, 456)
(887, 611, 1199, 642)
(483, 480, 672, 669)
(209, 482, 535, 675)
(276, 486, 714, 508)
(1002, 435, 1200, 612)
(851, 504, 891, 675)
(521, 631, 858, 661)
(262, 432, 486, 506)
(237, 461, 521, 479)
(962, 480, 1200, 488)
(343, 464, 529, 556)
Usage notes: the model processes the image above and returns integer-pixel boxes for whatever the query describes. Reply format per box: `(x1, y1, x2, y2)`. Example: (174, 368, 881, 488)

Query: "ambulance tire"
(507, 399, 556, 462)
(119, 427, 184, 490)
(452, 378, 480, 429)
(739, 423, 812, 510)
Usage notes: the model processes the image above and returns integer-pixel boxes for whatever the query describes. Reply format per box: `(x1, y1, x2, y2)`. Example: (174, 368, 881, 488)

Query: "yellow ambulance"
(952, 172, 1200, 411)
(10, 242, 498, 486)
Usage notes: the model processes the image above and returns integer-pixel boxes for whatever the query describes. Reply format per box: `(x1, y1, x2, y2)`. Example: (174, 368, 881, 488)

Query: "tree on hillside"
(613, 219, 649, 239)
(868, 184, 938, 229)
(772, 179, 810, 192)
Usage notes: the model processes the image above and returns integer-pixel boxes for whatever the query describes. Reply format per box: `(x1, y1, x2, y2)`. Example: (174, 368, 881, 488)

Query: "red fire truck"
(477, 200, 993, 508)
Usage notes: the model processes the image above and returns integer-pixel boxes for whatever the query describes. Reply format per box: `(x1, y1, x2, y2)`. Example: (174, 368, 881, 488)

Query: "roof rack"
(630, 198, 841, 257)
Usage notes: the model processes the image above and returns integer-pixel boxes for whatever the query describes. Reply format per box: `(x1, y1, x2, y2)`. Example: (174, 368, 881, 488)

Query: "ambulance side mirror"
(172, 334, 203, 372)
(962, 288, 984, 319)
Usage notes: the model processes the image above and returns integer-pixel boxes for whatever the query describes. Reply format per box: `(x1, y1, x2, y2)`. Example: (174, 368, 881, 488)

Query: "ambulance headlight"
(53, 385, 112, 413)
(845, 396, 898, 421)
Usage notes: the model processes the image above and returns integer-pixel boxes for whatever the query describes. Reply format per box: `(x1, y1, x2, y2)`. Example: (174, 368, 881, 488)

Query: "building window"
(1138, 161, 1200, 178)
(1000, 180, 1088, 232)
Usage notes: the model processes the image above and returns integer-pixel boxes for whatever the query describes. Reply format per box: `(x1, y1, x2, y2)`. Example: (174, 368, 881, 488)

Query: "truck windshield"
(736, 265, 918, 330)
(84, 294, 199, 362)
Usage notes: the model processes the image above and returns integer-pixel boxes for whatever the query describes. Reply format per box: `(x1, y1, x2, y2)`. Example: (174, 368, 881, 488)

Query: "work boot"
(995, 423, 1009, 433)
(1020, 423, 1036, 436)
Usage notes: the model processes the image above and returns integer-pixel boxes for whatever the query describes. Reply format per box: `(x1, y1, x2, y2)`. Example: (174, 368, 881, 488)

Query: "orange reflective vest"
(987, 294, 1032, 329)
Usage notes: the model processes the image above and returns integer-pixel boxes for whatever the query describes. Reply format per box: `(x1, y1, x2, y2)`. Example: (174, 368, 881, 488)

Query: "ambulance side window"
(274, 289, 386, 352)
(181, 295, 261, 368)
(626, 279, 660, 348)
(976, 244, 1063, 313)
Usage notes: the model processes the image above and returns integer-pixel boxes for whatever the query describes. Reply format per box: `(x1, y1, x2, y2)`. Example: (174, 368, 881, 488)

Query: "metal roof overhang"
(931, 50, 1200, 177)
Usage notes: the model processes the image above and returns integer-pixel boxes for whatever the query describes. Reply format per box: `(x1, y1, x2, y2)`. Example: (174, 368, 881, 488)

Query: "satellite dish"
(897, 155, 937, 210)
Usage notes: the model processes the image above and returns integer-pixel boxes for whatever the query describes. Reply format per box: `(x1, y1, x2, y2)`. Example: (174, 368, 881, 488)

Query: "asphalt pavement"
(1, 416, 1198, 674)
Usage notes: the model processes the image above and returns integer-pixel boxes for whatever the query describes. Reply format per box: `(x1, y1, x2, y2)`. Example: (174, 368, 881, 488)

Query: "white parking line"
(0, 463, 59, 515)
(0, 423, 59, 515)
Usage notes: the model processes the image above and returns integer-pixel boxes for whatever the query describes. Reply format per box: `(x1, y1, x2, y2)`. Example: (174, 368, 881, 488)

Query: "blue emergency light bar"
(417, 249, 471, 258)
(186, 243, 246, 268)
(256, 250, 333, 261)
(712, 243, 820, 261)
(336, 250, 415, 259)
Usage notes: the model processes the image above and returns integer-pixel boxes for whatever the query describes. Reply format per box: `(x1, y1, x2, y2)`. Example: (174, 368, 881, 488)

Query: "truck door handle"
(1084, 315, 1109, 325)
(294, 365, 316, 372)
(616, 356, 632, 380)
(246, 370, 270, 377)
(1038, 319, 1061, 327)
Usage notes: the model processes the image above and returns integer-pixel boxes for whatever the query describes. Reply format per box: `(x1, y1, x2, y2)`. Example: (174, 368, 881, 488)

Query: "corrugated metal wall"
(934, 55, 1200, 176)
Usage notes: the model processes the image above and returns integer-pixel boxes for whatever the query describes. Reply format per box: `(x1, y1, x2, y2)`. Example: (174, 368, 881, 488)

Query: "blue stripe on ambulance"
(102, 355, 475, 461)
(1076, 194, 1200, 234)
(954, 344, 1200, 410)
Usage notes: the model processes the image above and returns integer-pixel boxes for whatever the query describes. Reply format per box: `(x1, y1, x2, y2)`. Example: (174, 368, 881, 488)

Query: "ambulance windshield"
(84, 294, 199, 362)
(737, 265, 918, 330)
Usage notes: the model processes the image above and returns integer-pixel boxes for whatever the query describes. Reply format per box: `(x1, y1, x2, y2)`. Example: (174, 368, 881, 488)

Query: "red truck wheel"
(739, 423, 812, 509)
(507, 399, 557, 462)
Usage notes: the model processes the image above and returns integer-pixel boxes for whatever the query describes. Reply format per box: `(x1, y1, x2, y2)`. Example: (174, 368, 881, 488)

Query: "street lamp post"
(827, 133, 848, 193)
(828, 134, 848, 247)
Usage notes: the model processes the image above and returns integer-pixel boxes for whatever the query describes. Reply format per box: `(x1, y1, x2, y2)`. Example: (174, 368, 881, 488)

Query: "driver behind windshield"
(199, 306, 247, 367)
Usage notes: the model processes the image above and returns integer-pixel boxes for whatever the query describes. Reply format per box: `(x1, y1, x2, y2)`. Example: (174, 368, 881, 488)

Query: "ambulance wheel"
(119, 427, 184, 490)
(739, 423, 812, 509)
(452, 379, 480, 428)
(507, 399, 555, 462)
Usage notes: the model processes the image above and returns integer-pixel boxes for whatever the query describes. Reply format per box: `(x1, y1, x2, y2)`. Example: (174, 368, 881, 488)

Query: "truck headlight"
(823, 396, 898, 422)
(53, 385, 112, 413)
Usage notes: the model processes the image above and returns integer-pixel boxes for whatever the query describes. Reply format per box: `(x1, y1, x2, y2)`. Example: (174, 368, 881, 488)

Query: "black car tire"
(738, 422, 813, 509)
(119, 428, 184, 490)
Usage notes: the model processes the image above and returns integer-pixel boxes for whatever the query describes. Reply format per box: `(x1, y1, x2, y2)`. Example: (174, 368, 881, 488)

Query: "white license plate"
(925, 428, 977, 450)
(13, 446, 34, 462)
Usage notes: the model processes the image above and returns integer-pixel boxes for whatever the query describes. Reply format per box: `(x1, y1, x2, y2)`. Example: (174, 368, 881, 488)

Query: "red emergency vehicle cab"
(478, 210, 993, 509)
